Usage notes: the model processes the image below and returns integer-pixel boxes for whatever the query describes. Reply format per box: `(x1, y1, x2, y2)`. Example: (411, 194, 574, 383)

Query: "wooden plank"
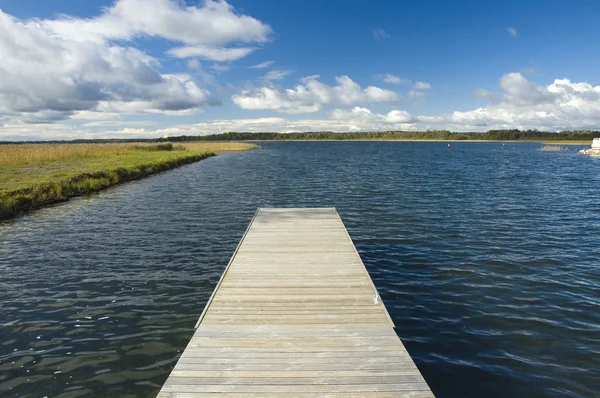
(177, 356, 417, 364)
(207, 309, 385, 315)
(178, 350, 412, 358)
(215, 288, 376, 295)
(169, 370, 423, 377)
(160, 384, 432, 393)
(185, 338, 404, 348)
(171, 364, 423, 372)
(164, 376, 427, 385)
(158, 208, 434, 397)
(157, 392, 434, 398)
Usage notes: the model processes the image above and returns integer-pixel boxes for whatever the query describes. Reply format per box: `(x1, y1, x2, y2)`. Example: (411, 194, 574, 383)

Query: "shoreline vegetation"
(2, 129, 599, 146)
(167, 129, 599, 143)
(1, 128, 595, 220)
(0, 142, 255, 220)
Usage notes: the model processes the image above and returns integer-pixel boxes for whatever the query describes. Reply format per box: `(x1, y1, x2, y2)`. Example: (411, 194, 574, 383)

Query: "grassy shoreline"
(0, 142, 255, 220)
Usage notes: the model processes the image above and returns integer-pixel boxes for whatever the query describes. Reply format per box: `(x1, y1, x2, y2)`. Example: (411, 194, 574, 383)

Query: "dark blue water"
(1, 142, 599, 397)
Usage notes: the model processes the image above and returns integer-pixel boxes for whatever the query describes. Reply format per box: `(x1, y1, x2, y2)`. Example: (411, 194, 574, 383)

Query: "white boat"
(579, 138, 600, 156)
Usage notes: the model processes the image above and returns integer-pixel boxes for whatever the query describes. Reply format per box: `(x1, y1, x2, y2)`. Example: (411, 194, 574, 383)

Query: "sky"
(1, 0, 600, 140)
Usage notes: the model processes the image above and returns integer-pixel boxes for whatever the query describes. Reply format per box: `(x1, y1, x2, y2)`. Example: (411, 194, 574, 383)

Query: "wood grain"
(157, 208, 434, 397)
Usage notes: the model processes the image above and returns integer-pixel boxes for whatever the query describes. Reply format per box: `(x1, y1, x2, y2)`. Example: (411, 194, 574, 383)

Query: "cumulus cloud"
(232, 75, 400, 113)
(499, 73, 554, 105)
(0, 10, 221, 123)
(45, 0, 271, 50)
(4, 68, 600, 140)
(372, 27, 390, 40)
(0, 107, 417, 140)
(363, 86, 400, 102)
(420, 73, 600, 131)
(5, 70, 600, 140)
(0, 0, 270, 124)
(382, 74, 411, 85)
(508, 27, 518, 37)
(413, 81, 432, 90)
(332, 107, 414, 125)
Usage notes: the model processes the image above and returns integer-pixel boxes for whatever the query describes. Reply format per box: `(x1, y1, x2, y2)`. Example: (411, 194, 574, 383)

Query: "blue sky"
(1, 0, 599, 140)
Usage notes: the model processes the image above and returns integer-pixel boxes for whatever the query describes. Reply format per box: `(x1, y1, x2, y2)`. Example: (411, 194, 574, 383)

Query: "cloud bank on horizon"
(0, 0, 599, 140)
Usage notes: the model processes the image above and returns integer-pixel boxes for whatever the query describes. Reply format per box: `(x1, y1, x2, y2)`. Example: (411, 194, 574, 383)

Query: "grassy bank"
(0, 142, 255, 220)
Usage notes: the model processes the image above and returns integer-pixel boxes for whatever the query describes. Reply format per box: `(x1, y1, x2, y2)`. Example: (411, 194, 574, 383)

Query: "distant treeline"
(2, 129, 600, 144)
(162, 129, 600, 142)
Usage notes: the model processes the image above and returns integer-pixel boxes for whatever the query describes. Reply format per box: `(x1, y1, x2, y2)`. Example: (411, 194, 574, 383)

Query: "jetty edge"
(158, 207, 435, 397)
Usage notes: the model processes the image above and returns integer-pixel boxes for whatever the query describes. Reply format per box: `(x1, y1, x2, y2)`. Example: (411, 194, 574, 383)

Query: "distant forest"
(2, 129, 600, 144)
(164, 129, 600, 142)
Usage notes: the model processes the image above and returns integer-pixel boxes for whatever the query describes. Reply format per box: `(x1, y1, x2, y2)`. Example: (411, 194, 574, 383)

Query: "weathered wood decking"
(157, 208, 434, 397)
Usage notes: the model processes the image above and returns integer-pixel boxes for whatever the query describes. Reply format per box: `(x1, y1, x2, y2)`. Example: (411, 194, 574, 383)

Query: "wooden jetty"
(158, 208, 434, 397)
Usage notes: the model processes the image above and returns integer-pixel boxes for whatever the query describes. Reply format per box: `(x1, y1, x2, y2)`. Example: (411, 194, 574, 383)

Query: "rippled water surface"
(1, 142, 600, 397)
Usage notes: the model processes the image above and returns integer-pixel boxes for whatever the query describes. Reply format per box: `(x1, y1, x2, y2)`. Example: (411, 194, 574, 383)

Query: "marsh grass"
(0, 142, 255, 219)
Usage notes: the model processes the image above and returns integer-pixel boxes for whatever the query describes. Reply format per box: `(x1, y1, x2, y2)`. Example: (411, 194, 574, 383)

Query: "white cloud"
(0, 0, 271, 124)
(420, 73, 600, 131)
(231, 87, 321, 114)
(262, 70, 292, 81)
(249, 61, 274, 69)
(300, 75, 321, 83)
(187, 59, 202, 70)
(70, 111, 121, 121)
(184, 60, 222, 88)
(82, 120, 156, 127)
(167, 45, 255, 61)
(4, 70, 600, 140)
(372, 27, 390, 40)
(332, 107, 413, 125)
(364, 86, 401, 102)
(499, 72, 554, 105)
(409, 90, 425, 99)
(0, 10, 222, 124)
(210, 64, 231, 72)
(231, 73, 600, 132)
(232, 75, 400, 113)
(5, 70, 600, 140)
(385, 110, 414, 123)
(508, 27, 518, 37)
(413, 81, 432, 90)
(45, 0, 272, 47)
(0, 107, 417, 140)
(382, 74, 411, 85)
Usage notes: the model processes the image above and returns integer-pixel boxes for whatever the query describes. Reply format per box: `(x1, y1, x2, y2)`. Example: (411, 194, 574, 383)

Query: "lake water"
(1, 142, 599, 397)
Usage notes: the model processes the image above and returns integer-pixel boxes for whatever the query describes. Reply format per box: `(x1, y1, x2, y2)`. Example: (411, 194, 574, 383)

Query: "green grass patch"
(0, 142, 255, 220)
